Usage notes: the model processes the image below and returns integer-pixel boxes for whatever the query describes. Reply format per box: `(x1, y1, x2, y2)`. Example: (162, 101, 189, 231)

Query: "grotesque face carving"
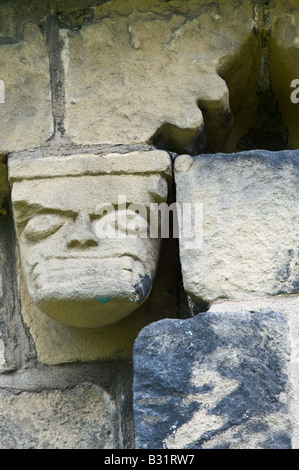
(9, 151, 171, 328)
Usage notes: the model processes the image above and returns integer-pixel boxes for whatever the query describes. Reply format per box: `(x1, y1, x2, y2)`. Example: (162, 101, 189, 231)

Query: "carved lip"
(42, 253, 145, 263)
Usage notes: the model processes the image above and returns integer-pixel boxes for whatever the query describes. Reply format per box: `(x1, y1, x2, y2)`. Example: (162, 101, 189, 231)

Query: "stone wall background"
(0, 0, 298, 449)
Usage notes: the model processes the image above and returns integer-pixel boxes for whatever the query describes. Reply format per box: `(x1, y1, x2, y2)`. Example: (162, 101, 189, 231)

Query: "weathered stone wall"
(0, 0, 298, 449)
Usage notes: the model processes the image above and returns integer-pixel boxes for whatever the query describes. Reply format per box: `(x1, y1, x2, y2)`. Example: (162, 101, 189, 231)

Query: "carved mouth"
(29, 255, 145, 292)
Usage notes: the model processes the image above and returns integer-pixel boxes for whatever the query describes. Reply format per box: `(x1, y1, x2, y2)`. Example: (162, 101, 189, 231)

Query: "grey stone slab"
(133, 310, 292, 449)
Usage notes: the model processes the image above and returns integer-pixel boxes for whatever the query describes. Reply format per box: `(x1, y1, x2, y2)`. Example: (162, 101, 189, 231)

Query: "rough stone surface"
(9, 150, 171, 329)
(175, 150, 299, 304)
(0, 23, 53, 152)
(0, 383, 119, 449)
(61, 0, 253, 152)
(208, 296, 299, 450)
(133, 311, 292, 449)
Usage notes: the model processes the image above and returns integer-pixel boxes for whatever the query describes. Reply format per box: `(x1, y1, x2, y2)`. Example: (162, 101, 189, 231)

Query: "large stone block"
(0, 23, 53, 152)
(133, 310, 292, 449)
(0, 383, 119, 449)
(61, 0, 253, 151)
(174, 150, 299, 304)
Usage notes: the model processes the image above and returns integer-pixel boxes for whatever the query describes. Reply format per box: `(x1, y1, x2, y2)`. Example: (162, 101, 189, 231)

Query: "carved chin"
(34, 295, 146, 329)
(25, 258, 154, 328)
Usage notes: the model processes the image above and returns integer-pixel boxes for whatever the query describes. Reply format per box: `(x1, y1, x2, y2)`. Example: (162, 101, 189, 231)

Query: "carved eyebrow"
(13, 202, 76, 227)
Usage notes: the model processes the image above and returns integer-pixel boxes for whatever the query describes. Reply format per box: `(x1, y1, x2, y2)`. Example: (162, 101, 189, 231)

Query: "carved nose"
(67, 212, 99, 248)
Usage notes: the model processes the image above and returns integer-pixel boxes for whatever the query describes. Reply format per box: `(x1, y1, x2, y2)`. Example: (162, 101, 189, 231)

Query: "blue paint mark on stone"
(96, 296, 110, 303)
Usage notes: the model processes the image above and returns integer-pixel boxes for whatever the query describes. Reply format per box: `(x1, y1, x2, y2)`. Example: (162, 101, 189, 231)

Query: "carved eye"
(93, 209, 148, 238)
(120, 210, 148, 237)
(23, 214, 65, 241)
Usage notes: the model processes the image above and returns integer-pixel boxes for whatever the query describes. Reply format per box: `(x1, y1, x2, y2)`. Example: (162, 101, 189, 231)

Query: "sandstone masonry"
(0, 0, 299, 450)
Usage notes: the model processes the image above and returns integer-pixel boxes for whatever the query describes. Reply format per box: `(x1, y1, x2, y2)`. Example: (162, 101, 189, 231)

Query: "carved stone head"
(9, 151, 171, 328)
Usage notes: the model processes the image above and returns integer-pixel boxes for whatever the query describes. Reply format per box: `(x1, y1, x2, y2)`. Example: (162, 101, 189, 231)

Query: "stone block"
(133, 310, 292, 449)
(0, 23, 53, 152)
(0, 383, 119, 449)
(174, 150, 299, 304)
(61, 0, 252, 151)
